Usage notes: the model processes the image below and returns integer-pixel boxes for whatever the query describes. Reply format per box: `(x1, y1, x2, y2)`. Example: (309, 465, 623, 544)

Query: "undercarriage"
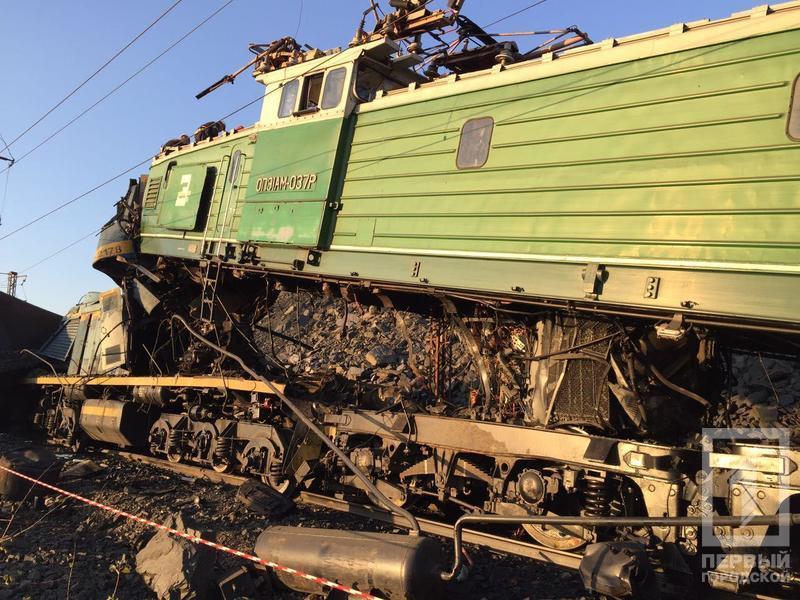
(25, 258, 800, 598)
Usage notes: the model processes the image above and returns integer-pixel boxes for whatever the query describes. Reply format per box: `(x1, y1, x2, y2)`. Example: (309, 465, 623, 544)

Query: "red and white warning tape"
(0, 464, 383, 600)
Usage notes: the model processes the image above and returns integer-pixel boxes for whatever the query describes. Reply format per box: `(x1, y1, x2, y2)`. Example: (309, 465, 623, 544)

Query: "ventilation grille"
(550, 320, 613, 429)
(144, 176, 162, 209)
(39, 318, 79, 362)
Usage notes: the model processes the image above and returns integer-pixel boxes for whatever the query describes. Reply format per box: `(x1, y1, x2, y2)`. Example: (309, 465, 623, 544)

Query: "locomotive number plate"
(256, 173, 318, 193)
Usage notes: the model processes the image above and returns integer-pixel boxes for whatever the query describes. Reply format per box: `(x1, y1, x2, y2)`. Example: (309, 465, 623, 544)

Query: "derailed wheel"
(241, 438, 292, 494)
(523, 514, 592, 551)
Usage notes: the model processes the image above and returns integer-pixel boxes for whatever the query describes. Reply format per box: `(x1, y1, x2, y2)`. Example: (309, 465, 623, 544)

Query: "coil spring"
(583, 476, 612, 517)
(44, 411, 58, 434)
(608, 497, 624, 517)
(167, 428, 182, 452)
(214, 437, 232, 462)
(268, 461, 284, 489)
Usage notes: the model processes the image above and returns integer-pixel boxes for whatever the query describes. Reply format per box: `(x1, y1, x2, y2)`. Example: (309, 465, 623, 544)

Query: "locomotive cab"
(126, 39, 428, 265)
(238, 39, 422, 250)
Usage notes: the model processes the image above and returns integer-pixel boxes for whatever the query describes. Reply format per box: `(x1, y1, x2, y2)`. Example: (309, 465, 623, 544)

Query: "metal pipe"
(441, 513, 800, 581)
(649, 362, 709, 407)
(171, 314, 421, 534)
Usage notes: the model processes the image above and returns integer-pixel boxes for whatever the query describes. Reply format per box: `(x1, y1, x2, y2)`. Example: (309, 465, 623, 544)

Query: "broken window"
(355, 63, 382, 102)
(354, 61, 408, 102)
(789, 74, 800, 140)
(321, 67, 347, 109)
(299, 72, 324, 113)
(457, 117, 494, 169)
(278, 79, 299, 118)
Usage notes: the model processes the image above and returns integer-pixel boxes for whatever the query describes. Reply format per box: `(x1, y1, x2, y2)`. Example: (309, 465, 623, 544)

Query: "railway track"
(104, 449, 798, 600)
(114, 449, 583, 570)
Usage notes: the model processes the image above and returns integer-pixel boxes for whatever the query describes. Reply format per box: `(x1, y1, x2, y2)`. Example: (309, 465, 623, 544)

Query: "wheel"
(523, 514, 592, 551)
(264, 457, 294, 495)
(241, 438, 293, 493)
(191, 422, 218, 462)
(211, 459, 232, 473)
(166, 450, 184, 463)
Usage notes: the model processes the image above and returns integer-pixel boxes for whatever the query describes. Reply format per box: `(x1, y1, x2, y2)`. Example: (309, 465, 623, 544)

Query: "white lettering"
(175, 174, 192, 207)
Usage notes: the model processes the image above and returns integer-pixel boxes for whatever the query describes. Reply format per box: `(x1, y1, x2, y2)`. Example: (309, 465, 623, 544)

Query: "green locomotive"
(106, 1, 800, 330)
(30, 2, 800, 597)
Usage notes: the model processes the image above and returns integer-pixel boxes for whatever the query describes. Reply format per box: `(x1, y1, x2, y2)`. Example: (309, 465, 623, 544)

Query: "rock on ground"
(0, 431, 586, 600)
(135, 513, 214, 599)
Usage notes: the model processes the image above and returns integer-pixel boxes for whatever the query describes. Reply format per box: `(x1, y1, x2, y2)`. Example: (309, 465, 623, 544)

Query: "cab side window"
(321, 67, 347, 109)
(278, 79, 299, 118)
(298, 72, 324, 113)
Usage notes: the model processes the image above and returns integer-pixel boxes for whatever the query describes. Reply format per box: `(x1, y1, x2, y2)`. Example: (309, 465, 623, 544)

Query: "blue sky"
(0, 0, 761, 313)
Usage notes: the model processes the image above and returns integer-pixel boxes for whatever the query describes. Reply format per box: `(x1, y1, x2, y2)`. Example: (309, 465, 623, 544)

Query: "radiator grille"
(39, 318, 79, 362)
(549, 320, 613, 428)
(144, 176, 162, 209)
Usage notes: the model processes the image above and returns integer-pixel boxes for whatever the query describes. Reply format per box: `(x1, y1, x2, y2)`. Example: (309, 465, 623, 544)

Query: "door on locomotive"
(157, 160, 217, 233)
(237, 62, 353, 248)
(237, 40, 421, 250)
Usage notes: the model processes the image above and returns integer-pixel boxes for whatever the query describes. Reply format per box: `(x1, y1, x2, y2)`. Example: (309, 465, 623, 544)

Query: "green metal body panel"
(137, 20, 800, 328)
(337, 29, 800, 267)
(238, 119, 345, 246)
(158, 163, 211, 231)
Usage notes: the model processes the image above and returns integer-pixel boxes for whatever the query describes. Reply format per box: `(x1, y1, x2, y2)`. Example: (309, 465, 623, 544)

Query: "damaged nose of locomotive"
(93, 178, 141, 277)
(255, 526, 445, 599)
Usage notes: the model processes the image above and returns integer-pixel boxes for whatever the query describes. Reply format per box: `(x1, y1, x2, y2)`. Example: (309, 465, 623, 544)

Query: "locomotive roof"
(153, 1, 800, 165)
(354, 0, 800, 113)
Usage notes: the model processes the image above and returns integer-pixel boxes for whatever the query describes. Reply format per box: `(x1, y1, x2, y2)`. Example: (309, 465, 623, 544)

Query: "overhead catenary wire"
(1, 0, 237, 174)
(3, 0, 554, 241)
(5, 7, 382, 275)
(2, 27, 352, 246)
(485, 0, 550, 29)
(0, 130, 14, 161)
(5, 85, 275, 269)
(0, 130, 12, 224)
(3, 0, 185, 152)
(0, 157, 152, 242)
(20, 228, 101, 273)
(294, 0, 304, 39)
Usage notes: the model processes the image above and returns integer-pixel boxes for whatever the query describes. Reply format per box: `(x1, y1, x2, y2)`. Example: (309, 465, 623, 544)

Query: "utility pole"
(6, 271, 18, 297)
(2, 271, 26, 298)
(0, 156, 12, 229)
